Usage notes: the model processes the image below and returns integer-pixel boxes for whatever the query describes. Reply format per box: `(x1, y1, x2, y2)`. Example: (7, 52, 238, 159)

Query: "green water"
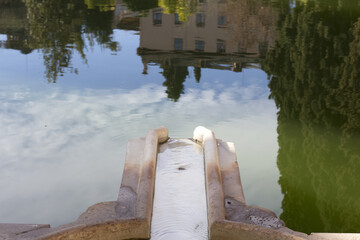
(262, 0, 360, 233)
(0, 0, 359, 233)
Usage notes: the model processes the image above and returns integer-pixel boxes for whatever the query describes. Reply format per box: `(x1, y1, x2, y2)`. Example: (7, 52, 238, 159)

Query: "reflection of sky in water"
(0, 30, 281, 226)
(0, 34, 6, 41)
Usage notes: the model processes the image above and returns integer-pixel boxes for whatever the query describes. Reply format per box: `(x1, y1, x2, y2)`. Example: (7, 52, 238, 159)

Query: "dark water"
(0, 0, 359, 234)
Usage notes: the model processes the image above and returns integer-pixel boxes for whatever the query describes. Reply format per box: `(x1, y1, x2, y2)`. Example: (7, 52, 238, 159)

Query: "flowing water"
(151, 139, 208, 240)
(0, 0, 359, 234)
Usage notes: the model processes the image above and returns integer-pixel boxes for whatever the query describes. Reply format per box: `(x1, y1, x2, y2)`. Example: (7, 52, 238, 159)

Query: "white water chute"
(150, 139, 208, 240)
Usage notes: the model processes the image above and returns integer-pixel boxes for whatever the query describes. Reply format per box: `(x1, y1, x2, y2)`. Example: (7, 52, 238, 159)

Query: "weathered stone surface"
(120, 138, 145, 197)
(135, 127, 168, 225)
(193, 126, 226, 231)
(310, 233, 360, 240)
(36, 219, 150, 240)
(0, 224, 50, 240)
(225, 197, 284, 229)
(116, 187, 137, 218)
(0, 224, 49, 235)
(218, 140, 246, 205)
(211, 221, 308, 240)
(9, 227, 55, 240)
(75, 200, 133, 225)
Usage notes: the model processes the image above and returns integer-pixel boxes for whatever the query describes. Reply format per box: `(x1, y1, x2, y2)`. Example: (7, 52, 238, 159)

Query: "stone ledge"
(0, 223, 51, 240)
(310, 233, 360, 240)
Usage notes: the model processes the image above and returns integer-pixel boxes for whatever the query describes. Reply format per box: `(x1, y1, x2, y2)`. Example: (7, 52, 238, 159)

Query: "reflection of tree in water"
(84, 0, 116, 11)
(262, 0, 360, 234)
(84, 6, 120, 52)
(161, 64, 189, 101)
(22, 0, 119, 83)
(23, 0, 86, 82)
(159, 0, 198, 22)
(122, 0, 158, 12)
(194, 67, 201, 83)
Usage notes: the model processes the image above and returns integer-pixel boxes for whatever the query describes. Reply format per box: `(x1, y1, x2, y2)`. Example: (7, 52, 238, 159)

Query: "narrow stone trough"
(0, 126, 359, 240)
(150, 139, 208, 240)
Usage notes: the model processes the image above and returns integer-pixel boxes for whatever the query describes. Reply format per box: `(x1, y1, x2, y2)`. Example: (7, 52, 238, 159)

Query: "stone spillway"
(0, 127, 358, 240)
(150, 139, 208, 240)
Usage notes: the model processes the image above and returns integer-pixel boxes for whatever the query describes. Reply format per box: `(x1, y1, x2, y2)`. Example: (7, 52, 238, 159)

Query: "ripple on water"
(151, 139, 208, 240)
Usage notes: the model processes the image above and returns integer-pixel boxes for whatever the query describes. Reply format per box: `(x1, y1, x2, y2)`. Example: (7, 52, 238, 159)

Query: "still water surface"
(0, 0, 359, 234)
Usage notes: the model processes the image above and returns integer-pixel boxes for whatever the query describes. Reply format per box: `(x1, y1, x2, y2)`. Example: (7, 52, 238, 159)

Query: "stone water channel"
(151, 139, 208, 240)
(0, 127, 359, 240)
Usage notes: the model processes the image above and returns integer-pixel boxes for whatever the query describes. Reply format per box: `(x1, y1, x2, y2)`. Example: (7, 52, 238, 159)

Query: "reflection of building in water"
(138, 0, 276, 56)
(137, 0, 277, 100)
(138, 50, 261, 74)
(0, 0, 32, 54)
(113, 0, 139, 30)
(139, 50, 262, 101)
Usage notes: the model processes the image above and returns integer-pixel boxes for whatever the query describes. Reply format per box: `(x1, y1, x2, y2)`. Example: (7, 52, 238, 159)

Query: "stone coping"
(1, 126, 359, 240)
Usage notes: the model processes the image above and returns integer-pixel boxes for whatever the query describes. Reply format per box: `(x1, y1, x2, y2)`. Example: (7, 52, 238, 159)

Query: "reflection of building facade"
(0, 0, 32, 53)
(135, 0, 277, 101)
(137, 0, 277, 77)
(139, 0, 276, 56)
(113, 0, 139, 30)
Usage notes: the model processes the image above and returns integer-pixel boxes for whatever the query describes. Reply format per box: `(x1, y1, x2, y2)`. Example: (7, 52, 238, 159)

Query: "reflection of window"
(174, 38, 183, 50)
(217, 40, 226, 53)
(195, 40, 205, 51)
(218, 16, 226, 26)
(238, 42, 246, 53)
(196, 14, 205, 27)
(153, 12, 162, 25)
(174, 13, 181, 25)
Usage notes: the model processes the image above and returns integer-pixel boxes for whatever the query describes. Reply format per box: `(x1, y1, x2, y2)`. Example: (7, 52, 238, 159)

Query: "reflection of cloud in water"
(0, 82, 280, 226)
(0, 34, 7, 41)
